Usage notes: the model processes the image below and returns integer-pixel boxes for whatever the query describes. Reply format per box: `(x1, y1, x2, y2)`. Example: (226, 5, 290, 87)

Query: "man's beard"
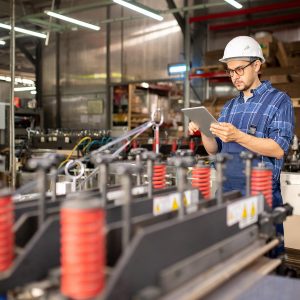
(233, 80, 251, 91)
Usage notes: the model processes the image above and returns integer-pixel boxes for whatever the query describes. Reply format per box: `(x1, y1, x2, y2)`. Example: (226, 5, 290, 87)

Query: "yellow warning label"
(172, 198, 179, 210)
(242, 205, 247, 219)
(251, 203, 256, 217)
(183, 195, 188, 207)
(155, 204, 160, 214)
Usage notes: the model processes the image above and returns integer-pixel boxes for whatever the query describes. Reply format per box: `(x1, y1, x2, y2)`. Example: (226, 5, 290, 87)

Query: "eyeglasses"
(225, 60, 256, 77)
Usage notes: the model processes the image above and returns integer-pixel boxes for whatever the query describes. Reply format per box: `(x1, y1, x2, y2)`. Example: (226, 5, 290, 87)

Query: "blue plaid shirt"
(216, 80, 294, 181)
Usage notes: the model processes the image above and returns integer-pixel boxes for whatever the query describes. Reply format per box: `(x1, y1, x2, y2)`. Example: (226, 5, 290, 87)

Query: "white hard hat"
(219, 36, 265, 63)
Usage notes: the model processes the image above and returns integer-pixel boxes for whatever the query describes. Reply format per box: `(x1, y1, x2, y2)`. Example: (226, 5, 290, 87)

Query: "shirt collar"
(237, 80, 271, 102)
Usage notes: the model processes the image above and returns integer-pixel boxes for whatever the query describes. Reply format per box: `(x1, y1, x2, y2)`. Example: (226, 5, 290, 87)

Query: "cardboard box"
(291, 98, 300, 107)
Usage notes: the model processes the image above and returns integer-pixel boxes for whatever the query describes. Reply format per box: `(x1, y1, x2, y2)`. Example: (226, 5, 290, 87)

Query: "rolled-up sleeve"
(267, 96, 294, 154)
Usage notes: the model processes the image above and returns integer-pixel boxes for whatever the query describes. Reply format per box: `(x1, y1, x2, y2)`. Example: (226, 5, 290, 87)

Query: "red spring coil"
(0, 192, 14, 272)
(153, 164, 166, 189)
(61, 202, 105, 300)
(251, 168, 273, 208)
(192, 166, 211, 200)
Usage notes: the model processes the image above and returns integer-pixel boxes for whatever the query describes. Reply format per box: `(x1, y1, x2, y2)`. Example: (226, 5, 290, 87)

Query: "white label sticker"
(227, 196, 258, 229)
(153, 190, 199, 216)
(153, 194, 174, 216)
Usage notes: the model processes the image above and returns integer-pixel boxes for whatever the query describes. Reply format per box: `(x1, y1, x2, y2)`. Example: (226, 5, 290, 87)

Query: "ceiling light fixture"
(45, 11, 100, 31)
(224, 0, 243, 9)
(0, 23, 46, 38)
(14, 86, 36, 92)
(113, 0, 163, 21)
(0, 40, 5, 45)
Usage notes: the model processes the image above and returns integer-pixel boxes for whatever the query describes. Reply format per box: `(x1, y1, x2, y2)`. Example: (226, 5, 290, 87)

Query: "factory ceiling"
(0, 0, 300, 74)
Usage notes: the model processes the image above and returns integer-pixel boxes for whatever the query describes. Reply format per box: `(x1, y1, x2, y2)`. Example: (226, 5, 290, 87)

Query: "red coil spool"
(0, 191, 14, 272)
(192, 165, 211, 200)
(251, 167, 273, 208)
(153, 164, 166, 189)
(61, 199, 105, 300)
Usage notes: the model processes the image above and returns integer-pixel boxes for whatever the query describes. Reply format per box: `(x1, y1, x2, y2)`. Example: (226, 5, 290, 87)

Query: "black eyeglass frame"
(225, 60, 256, 77)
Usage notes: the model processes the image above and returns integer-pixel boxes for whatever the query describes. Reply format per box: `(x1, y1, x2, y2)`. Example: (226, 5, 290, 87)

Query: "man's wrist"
(236, 130, 248, 144)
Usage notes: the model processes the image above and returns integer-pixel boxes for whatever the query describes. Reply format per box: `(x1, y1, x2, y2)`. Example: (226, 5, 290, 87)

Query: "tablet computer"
(181, 106, 219, 137)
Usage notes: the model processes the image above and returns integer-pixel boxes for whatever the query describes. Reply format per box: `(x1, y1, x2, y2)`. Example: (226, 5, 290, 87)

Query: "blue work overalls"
(219, 92, 286, 256)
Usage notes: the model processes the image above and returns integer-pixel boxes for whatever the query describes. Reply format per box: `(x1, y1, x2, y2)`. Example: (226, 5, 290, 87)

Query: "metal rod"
(177, 167, 187, 220)
(38, 169, 47, 228)
(55, 30, 61, 129)
(9, 0, 16, 188)
(99, 164, 108, 206)
(245, 159, 252, 197)
(136, 155, 142, 186)
(50, 167, 57, 201)
(183, 3, 190, 138)
(121, 174, 132, 251)
(45, 0, 56, 46)
(106, 5, 111, 130)
(216, 162, 223, 205)
(147, 159, 153, 198)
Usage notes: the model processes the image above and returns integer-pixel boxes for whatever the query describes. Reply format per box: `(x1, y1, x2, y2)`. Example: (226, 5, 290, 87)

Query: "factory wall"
(41, 0, 184, 130)
(0, 82, 10, 103)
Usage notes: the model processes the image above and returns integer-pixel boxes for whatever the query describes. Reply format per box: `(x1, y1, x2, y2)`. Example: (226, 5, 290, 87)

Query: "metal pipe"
(245, 159, 252, 197)
(38, 168, 47, 228)
(55, 30, 61, 128)
(9, 0, 16, 188)
(50, 167, 57, 201)
(147, 159, 153, 199)
(135, 154, 142, 186)
(121, 173, 132, 251)
(215, 161, 223, 205)
(177, 167, 187, 220)
(106, 5, 111, 130)
(99, 163, 108, 206)
(183, 3, 190, 138)
(45, 0, 56, 46)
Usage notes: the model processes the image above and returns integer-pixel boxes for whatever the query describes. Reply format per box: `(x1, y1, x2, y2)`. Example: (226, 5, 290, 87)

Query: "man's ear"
(254, 60, 262, 73)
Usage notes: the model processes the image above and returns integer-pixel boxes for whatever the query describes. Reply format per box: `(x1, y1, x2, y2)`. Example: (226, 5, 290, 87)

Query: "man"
(189, 36, 294, 254)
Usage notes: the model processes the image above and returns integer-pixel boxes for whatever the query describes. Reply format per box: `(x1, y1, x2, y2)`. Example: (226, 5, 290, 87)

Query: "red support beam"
(189, 0, 300, 24)
(209, 13, 300, 31)
(189, 71, 227, 79)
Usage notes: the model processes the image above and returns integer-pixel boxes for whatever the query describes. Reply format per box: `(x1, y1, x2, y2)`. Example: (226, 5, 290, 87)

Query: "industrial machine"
(0, 114, 299, 300)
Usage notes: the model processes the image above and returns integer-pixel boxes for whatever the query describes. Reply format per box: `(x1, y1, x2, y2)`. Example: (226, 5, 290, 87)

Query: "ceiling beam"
(210, 12, 300, 30)
(16, 41, 35, 65)
(190, 0, 300, 23)
(165, 0, 185, 35)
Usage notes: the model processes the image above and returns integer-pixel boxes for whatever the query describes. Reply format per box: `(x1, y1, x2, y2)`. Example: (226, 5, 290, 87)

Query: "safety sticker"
(227, 196, 258, 229)
(153, 189, 199, 216)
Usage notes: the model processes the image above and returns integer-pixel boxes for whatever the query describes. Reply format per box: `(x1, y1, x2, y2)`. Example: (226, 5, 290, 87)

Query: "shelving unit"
(112, 82, 184, 138)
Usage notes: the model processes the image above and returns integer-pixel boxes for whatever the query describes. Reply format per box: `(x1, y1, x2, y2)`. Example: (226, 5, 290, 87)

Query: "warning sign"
(172, 198, 179, 210)
(153, 189, 200, 216)
(227, 196, 260, 229)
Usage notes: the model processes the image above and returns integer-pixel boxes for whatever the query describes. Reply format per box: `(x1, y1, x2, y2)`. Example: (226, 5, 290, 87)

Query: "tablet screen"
(182, 106, 218, 137)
